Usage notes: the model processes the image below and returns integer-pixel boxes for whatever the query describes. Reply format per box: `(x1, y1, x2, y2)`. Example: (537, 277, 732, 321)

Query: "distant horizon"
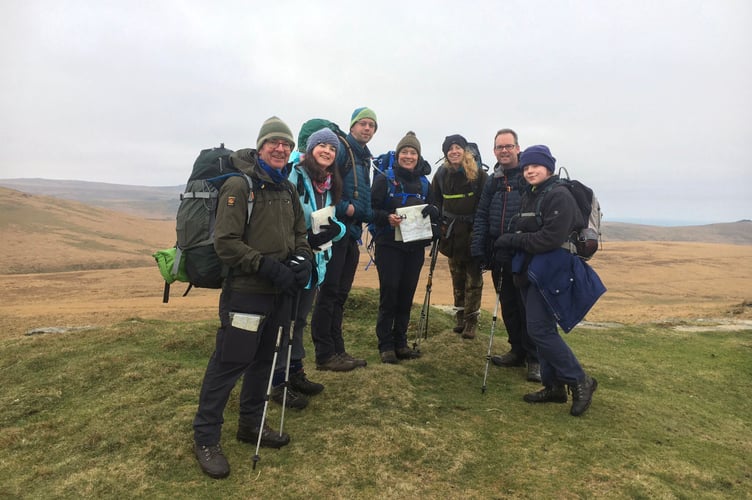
(0, 177, 748, 228)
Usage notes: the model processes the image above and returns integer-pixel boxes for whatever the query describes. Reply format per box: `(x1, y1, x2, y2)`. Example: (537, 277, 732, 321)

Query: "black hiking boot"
(289, 370, 324, 395)
(523, 385, 568, 404)
(569, 376, 598, 417)
(453, 310, 465, 333)
(491, 350, 526, 367)
(341, 351, 367, 367)
(271, 384, 308, 410)
(395, 346, 421, 360)
(380, 351, 399, 364)
(316, 353, 357, 372)
(237, 422, 290, 448)
(194, 443, 230, 479)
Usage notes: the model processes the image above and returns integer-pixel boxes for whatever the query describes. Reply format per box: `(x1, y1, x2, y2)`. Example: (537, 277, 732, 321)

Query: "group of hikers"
(191, 108, 605, 479)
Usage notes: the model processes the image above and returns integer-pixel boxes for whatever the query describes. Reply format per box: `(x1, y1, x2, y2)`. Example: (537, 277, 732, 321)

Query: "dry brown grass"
(1, 241, 750, 340)
(1, 186, 750, 338)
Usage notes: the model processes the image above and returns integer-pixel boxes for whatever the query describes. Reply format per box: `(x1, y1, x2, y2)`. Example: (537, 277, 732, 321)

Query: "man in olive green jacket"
(192, 117, 312, 479)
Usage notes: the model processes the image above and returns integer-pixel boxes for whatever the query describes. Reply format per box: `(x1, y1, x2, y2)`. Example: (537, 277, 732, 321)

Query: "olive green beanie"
(256, 116, 295, 150)
(396, 131, 421, 156)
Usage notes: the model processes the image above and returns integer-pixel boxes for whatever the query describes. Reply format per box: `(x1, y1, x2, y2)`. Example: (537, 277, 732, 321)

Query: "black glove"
(431, 223, 442, 241)
(287, 254, 313, 289)
(308, 217, 340, 250)
(475, 254, 489, 271)
(494, 233, 518, 250)
(493, 247, 515, 266)
(421, 204, 440, 222)
(258, 257, 296, 294)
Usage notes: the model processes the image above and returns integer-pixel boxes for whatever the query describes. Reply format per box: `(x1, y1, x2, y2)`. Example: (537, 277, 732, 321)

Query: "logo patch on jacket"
(227, 196, 236, 207)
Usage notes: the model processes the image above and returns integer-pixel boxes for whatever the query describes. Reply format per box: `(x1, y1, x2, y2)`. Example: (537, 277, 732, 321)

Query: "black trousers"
(310, 236, 359, 364)
(374, 244, 425, 352)
(193, 289, 291, 446)
(492, 262, 538, 362)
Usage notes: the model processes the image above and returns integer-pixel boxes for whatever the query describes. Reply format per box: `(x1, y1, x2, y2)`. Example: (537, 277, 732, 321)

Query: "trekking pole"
(278, 291, 301, 436)
(252, 322, 285, 470)
(413, 239, 439, 351)
(481, 276, 503, 394)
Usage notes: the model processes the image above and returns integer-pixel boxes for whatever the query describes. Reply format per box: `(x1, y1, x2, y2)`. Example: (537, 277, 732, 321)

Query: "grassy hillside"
(0, 187, 173, 273)
(1, 289, 750, 498)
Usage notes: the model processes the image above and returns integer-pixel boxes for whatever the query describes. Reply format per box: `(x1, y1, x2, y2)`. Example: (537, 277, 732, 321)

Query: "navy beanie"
(442, 134, 468, 156)
(519, 145, 556, 173)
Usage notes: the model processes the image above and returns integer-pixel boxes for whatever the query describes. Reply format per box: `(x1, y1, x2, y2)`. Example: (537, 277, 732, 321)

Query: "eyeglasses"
(266, 139, 292, 151)
(494, 144, 517, 151)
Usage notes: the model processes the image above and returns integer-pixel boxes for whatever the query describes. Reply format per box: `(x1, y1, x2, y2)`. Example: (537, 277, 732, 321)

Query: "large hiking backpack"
(534, 167, 602, 260)
(465, 142, 489, 172)
(153, 144, 254, 302)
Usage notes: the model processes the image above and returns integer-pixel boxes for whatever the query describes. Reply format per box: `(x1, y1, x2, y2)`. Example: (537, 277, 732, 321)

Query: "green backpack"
(153, 144, 254, 302)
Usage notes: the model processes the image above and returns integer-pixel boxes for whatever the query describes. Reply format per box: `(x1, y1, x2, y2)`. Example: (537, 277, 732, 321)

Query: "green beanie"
(257, 116, 295, 150)
(350, 107, 378, 130)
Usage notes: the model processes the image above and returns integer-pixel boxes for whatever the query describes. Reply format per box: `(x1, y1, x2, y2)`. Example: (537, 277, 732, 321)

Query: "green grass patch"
(1, 289, 751, 498)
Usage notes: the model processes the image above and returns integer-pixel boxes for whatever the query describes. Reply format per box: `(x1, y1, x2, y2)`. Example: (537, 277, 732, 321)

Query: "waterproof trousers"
(492, 262, 538, 363)
(520, 283, 585, 386)
(374, 243, 425, 353)
(310, 236, 359, 364)
(193, 290, 291, 446)
(448, 256, 483, 316)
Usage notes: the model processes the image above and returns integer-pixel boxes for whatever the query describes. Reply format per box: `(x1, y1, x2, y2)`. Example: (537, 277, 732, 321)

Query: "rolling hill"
(0, 179, 752, 273)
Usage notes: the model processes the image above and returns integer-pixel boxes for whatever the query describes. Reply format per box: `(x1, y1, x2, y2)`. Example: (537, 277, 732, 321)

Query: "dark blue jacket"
(334, 133, 373, 241)
(516, 248, 606, 332)
(371, 163, 434, 250)
(471, 164, 526, 261)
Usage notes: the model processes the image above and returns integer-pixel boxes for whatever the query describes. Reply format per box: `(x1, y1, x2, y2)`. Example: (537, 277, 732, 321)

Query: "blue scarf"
(258, 158, 288, 184)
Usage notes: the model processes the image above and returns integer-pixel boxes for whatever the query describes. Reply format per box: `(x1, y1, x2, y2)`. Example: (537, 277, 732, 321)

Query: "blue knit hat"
(306, 128, 340, 155)
(350, 107, 378, 130)
(519, 145, 556, 173)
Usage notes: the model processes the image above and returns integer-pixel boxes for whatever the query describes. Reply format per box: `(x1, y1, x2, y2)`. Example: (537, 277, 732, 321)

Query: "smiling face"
(494, 132, 519, 170)
(446, 143, 464, 166)
(258, 138, 293, 169)
(311, 142, 337, 169)
(397, 147, 419, 171)
(350, 119, 376, 145)
(523, 164, 552, 186)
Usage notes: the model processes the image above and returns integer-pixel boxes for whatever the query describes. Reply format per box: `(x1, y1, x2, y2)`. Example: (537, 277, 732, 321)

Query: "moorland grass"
(1, 288, 750, 499)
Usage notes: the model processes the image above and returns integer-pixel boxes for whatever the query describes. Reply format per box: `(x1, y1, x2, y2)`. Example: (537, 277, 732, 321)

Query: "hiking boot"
(461, 313, 478, 339)
(569, 376, 598, 417)
(289, 370, 324, 395)
(316, 353, 357, 372)
(236, 422, 290, 448)
(395, 346, 421, 360)
(380, 351, 399, 364)
(341, 351, 367, 367)
(194, 443, 230, 479)
(523, 385, 567, 404)
(453, 310, 465, 333)
(527, 362, 542, 383)
(271, 384, 308, 410)
(491, 350, 526, 367)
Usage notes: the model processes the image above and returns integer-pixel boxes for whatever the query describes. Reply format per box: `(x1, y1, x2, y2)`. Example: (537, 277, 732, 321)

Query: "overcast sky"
(1, 0, 750, 225)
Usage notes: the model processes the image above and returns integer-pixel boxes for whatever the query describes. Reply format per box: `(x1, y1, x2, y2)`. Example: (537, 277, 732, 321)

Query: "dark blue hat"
(519, 145, 556, 173)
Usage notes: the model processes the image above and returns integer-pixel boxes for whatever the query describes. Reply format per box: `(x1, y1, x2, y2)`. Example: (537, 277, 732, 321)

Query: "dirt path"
(1, 242, 750, 338)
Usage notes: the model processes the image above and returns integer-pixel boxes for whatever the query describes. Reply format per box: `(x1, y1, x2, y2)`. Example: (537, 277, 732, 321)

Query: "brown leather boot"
(461, 312, 478, 339)
(453, 309, 465, 333)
